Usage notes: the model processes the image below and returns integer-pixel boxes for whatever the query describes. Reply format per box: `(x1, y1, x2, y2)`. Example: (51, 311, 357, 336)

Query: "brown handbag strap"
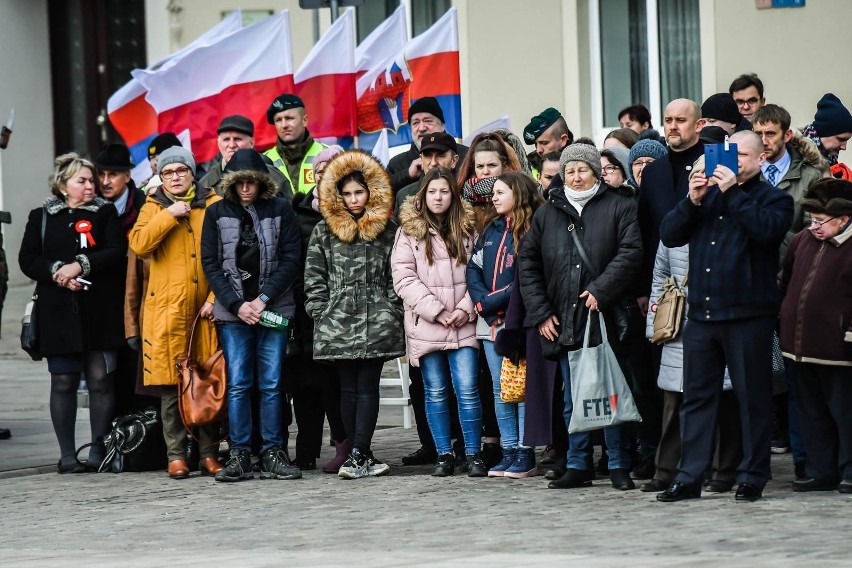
(185, 311, 204, 359)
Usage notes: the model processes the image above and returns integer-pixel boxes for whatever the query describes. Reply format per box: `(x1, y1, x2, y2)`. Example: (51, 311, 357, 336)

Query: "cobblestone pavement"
(2, 284, 852, 566)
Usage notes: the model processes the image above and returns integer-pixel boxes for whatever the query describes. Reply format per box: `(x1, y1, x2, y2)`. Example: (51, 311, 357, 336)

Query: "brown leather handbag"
(175, 313, 228, 427)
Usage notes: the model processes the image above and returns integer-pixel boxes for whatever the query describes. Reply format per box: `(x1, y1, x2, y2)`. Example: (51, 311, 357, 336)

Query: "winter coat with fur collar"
(770, 132, 830, 262)
(304, 151, 404, 361)
(19, 196, 127, 355)
(392, 197, 479, 366)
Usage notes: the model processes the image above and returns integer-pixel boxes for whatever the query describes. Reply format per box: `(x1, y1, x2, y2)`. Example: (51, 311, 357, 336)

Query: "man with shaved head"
(638, 99, 705, 305)
(656, 129, 794, 503)
(630, 99, 705, 482)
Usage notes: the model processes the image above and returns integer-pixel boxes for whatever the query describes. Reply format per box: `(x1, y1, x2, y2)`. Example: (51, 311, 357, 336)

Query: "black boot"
(401, 446, 438, 466)
(215, 449, 253, 482)
(481, 442, 503, 469)
(548, 468, 595, 489)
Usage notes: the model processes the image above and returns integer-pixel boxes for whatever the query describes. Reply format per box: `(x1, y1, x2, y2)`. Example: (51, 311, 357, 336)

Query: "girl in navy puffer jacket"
(467, 172, 543, 478)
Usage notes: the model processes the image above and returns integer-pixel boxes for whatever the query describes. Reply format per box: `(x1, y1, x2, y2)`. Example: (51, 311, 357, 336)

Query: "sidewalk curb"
(0, 464, 55, 480)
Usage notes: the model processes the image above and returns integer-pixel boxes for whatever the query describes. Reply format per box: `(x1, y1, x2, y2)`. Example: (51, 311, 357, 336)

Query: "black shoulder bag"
(76, 407, 160, 473)
(20, 208, 46, 360)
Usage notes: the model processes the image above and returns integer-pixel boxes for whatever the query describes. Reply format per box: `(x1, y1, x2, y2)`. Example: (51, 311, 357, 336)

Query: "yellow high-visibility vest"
(264, 140, 326, 194)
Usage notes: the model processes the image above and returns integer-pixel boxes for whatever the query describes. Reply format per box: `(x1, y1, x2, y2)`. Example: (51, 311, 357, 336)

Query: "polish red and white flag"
(136, 11, 294, 162)
(107, 9, 243, 165)
(293, 8, 358, 140)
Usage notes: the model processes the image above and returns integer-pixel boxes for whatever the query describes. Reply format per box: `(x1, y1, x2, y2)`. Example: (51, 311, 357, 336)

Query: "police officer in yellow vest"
(264, 94, 327, 195)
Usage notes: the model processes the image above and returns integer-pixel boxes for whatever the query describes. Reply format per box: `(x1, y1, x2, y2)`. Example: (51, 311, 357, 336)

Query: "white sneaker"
(366, 454, 390, 477)
(338, 448, 369, 479)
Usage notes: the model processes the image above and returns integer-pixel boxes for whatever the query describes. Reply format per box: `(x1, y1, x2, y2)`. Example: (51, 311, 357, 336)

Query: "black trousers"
(620, 309, 663, 464)
(676, 317, 774, 488)
(478, 349, 500, 438)
(655, 389, 742, 483)
(336, 358, 384, 452)
(284, 356, 334, 460)
(793, 362, 852, 482)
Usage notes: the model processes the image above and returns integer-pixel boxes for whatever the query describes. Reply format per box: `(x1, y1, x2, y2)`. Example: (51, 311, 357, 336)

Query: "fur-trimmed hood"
(220, 168, 278, 204)
(398, 195, 477, 240)
(44, 195, 110, 215)
(789, 130, 830, 176)
(318, 150, 393, 243)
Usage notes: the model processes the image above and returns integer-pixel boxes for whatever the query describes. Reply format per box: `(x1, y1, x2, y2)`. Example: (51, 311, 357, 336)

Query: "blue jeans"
(421, 347, 482, 455)
(558, 352, 631, 470)
(219, 322, 288, 454)
(483, 340, 526, 449)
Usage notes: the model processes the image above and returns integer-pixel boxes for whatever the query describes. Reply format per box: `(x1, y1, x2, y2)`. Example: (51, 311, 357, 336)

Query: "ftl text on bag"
(567, 311, 642, 433)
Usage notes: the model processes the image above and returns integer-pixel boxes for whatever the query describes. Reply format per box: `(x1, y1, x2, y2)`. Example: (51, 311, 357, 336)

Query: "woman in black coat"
(518, 144, 642, 491)
(19, 153, 127, 473)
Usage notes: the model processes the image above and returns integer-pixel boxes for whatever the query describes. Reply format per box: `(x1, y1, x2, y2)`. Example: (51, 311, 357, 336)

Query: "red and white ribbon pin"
(74, 220, 96, 248)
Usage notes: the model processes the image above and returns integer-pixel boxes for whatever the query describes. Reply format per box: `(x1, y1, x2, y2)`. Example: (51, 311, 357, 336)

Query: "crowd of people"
(18, 73, 852, 502)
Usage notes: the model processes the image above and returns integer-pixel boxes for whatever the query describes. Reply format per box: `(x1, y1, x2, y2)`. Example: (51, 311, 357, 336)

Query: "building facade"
(1, 0, 850, 283)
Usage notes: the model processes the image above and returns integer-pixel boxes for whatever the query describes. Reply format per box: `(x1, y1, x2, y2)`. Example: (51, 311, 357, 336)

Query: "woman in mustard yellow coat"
(129, 147, 223, 479)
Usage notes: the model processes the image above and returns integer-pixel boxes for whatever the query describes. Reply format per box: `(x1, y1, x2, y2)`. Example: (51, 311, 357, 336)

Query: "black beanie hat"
(814, 93, 852, 137)
(224, 148, 268, 175)
(148, 132, 181, 157)
(701, 93, 741, 126)
(408, 97, 445, 124)
(267, 93, 305, 124)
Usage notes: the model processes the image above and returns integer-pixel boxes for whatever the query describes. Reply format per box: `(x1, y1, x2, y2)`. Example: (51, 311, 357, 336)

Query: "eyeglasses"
(810, 217, 836, 228)
(601, 165, 621, 175)
(632, 158, 655, 169)
(735, 97, 760, 107)
(161, 167, 191, 180)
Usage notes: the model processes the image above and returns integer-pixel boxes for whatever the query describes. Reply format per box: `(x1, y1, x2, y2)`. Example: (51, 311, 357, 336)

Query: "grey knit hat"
(559, 143, 602, 179)
(157, 146, 196, 176)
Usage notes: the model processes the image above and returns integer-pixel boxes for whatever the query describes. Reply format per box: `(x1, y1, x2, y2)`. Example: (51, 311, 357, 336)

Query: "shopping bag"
(499, 357, 526, 403)
(567, 312, 642, 433)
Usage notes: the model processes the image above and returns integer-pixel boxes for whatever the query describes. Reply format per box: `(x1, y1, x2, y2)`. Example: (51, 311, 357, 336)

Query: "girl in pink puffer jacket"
(392, 166, 486, 477)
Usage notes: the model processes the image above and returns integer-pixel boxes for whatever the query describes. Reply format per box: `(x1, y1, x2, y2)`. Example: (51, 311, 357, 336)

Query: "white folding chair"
(379, 356, 412, 428)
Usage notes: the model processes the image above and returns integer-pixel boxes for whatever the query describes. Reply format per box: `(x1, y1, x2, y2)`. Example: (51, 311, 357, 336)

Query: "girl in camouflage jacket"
(304, 150, 404, 480)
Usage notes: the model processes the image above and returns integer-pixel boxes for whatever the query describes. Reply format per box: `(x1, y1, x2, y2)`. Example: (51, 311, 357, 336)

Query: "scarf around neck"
(163, 185, 196, 204)
(564, 181, 601, 213)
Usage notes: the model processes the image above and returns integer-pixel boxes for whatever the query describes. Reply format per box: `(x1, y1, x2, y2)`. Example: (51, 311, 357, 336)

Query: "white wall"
(0, 1, 55, 285)
(709, 0, 852, 162)
(149, 0, 852, 165)
(158, 0, 332, 66)
(457, 0, 586, 144)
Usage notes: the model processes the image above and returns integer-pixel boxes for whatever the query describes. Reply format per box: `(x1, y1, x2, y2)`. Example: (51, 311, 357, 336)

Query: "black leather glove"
(127, 336, 141, 351)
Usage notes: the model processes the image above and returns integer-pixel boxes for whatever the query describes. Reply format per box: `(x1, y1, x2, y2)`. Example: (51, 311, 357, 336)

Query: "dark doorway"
(48, 0, 147, 157)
